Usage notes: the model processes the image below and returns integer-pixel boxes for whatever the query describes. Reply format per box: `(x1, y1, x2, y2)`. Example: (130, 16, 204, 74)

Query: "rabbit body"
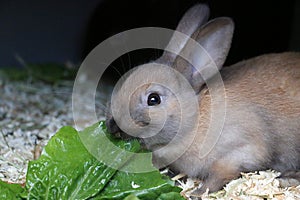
(167, 52, 300, 193)
(106, 4, 300, 194)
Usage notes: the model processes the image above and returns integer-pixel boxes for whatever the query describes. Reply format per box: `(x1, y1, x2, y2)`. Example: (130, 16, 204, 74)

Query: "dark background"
(1, 0, 299, 77)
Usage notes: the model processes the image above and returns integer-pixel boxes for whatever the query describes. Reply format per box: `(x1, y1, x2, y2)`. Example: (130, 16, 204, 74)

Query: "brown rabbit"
(106, 4, 300, 195)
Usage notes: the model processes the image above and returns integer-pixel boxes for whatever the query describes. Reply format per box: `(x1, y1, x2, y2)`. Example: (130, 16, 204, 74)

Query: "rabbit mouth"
(112, 130, 134, 140)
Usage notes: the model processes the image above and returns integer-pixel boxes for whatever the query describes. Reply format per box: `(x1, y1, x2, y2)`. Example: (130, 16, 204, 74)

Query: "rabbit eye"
(147, 93, 161, 106)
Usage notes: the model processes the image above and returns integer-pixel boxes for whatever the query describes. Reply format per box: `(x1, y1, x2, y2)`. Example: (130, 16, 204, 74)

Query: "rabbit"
(105, 3, 300, 195)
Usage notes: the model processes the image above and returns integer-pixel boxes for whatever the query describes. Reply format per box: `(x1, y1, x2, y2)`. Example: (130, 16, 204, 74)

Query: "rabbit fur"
(106, 4, 300, 194)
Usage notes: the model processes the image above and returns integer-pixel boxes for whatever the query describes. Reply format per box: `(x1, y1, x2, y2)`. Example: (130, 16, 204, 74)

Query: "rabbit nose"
(106, 117, 121, 134)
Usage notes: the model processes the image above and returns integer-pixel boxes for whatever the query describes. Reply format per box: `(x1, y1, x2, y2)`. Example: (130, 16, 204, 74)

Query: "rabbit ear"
(173, 17, 234, 93)
(157, 4, 210, 64)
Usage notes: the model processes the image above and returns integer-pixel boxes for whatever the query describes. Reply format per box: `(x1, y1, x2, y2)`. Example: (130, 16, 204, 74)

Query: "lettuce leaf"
(25, 125, 117, 199)
(1, 121, 184, 199)
(0, 181, 25, 199)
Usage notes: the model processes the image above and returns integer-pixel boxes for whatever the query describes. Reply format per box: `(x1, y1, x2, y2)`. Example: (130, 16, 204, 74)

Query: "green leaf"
(0, 180, 25, 200)
(124, 194, 141, 200)
(25, 125, 121, 199)
(94, 170, 182, 200)
(12, 121, 183, 199)
(122, 192, 185, 200)
(157, 192, 185, 200)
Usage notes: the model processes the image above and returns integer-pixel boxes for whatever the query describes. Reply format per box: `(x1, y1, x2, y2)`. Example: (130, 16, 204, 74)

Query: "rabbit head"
(106, 4, 234, 151)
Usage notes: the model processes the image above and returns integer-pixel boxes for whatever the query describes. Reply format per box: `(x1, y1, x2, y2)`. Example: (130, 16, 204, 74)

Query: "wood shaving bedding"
(0, 79, 107, 184)
(175, 170, 300, 199)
